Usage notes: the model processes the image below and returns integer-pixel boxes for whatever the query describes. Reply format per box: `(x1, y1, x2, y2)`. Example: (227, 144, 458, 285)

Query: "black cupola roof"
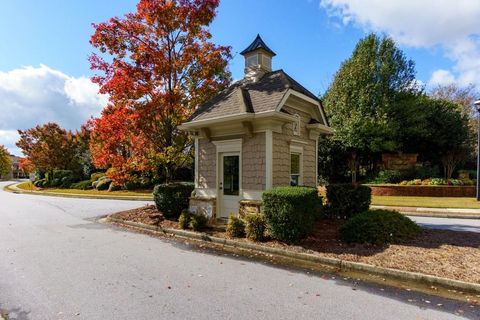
(240, 34, 276, 57)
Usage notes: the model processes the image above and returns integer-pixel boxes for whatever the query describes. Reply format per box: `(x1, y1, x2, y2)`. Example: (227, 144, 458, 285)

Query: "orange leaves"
(89, 0, 231, 183)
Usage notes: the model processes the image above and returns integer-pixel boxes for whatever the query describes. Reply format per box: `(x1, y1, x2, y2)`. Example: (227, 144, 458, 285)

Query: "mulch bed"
(110, 205, 480, 284)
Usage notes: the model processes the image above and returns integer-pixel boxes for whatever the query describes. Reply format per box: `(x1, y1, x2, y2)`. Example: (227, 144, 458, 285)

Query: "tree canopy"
(323, 33, 419, 156)
(0, 145, 12, 177)
(89, 0, 232, 184)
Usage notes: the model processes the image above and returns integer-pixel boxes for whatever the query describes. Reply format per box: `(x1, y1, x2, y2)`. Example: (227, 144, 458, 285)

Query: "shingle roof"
(240, 34, 276, 57)
(188, 70, 320, 122)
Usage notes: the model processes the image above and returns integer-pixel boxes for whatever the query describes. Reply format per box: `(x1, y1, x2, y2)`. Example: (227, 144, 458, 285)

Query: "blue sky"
(1, 0, 479, 155)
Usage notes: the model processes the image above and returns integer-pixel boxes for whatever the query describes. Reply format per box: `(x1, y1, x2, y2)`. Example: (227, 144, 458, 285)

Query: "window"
(223, 155, 239, 195)
(262, 55, 272, 70)
(246, 55, 258, 68)
(290, 152, 301, 186)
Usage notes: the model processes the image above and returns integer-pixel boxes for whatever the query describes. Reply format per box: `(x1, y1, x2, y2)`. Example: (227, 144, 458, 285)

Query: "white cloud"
(0, 65, 108, 155)
(320, 0, 480, 89)
(429, 69, 456, 87)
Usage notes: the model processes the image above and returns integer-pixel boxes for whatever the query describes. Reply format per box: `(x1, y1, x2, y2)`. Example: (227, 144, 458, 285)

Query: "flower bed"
(368, 184, 475, 197)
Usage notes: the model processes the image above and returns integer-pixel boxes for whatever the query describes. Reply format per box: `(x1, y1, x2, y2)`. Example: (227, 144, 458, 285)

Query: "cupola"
(240, 34, 276, 82)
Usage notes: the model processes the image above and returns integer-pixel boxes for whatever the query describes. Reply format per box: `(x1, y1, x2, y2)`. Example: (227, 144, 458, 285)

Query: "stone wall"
(242, 132, 266, 190)
(198, 138, 216, 189)
(189, 196, 216, 224)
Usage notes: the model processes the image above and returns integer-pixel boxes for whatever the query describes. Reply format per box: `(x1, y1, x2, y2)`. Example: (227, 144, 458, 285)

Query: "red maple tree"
(89, 0, 231, 184)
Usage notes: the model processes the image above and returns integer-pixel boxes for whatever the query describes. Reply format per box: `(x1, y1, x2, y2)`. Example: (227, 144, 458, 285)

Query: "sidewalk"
(371, 205, 480, 219)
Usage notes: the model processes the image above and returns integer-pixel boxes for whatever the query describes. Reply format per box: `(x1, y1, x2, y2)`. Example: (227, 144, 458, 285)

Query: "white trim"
(242, 190, 264, 201)
(212, 139, 242, 153)
(194, 137, 199, 188)
(193, 188, 217, 198)
(275, 89, 329, 129)
(265, 129, 273, 189)
(315, 136, 319, 187)
(290, 138, 309, 145)
(215, 139, 242, 218)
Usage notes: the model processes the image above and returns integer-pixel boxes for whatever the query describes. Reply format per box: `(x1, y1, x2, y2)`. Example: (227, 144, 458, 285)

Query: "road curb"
(371, 205, 480, 220)
(106, 216, 480, 295)
(3, 183, 153, 202)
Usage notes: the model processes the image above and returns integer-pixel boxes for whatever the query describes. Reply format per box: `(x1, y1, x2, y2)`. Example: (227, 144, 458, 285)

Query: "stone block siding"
(198, 138, 216, 188)
(273, 105, 316, 187)
(243, 132, 266, 190)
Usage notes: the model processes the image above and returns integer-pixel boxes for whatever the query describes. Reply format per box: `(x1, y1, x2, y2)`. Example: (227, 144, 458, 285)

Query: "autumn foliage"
(0, 145, 12, 177)
(89, 0, 231, 184)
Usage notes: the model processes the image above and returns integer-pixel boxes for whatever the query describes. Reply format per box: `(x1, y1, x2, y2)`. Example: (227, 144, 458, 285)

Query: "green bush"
(262, 186, 320, 243)
(325, 184, 371, 219)
(153, 182, 194, 219)
(96, 177, 112, 191)
(33, 178, 47, 188)
(189, 213, 207, 231)
(48, 170, 75, 188)
(90, 172, 106, 182)
(340, 209, 421, 245)
(226, 214, 246, 238)
(108, 183, 121, 192)
(70, 180, 93, 190)
(178, 210, 191, 229)
(124, 181, 142, 191)
(244, 214, 266, 241)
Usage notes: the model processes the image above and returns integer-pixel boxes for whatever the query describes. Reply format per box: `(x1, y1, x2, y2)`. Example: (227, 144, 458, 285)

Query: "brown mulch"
(110, 205, 480, 284)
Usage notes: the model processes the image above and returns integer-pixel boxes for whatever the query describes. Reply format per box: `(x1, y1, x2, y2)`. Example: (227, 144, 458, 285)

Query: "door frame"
(212, 139, 242, 218)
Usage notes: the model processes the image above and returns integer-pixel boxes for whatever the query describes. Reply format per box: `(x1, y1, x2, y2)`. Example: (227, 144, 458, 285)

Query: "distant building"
(0, 155, 26, 180)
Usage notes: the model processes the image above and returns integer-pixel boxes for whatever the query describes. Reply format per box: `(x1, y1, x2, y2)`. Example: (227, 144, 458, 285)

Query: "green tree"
(420, 97, 472, 178)
(0, 145, 12, 178)
(323, 34, 419, 183)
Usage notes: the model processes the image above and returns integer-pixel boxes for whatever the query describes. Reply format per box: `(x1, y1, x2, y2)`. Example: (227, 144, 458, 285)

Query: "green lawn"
(13, 181, 153, 199)
(372, 195, 480, 209)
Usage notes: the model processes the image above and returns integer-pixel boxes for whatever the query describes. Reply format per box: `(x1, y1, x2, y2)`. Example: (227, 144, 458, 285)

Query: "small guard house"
(179, 35, 332, 221)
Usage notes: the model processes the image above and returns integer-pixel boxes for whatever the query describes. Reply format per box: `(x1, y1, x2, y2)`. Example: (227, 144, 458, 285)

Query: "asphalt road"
(0, 181, 478, 320)
(410, 216, 480, 233)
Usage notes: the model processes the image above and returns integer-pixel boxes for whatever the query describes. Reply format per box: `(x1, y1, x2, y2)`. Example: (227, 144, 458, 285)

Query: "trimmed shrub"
(96, 177, 112, 191)
(178, 210, 191, 229)
(91, 172, 106, 182)
(33, 178, 47, 188)
(153, 182, 194, 219)
(226, 214, 246, 238)
(108, 183, 121, 192)
(262, 186, 320, 243)
(244, 214, 266, 241)
(70, 180, 93, 190)
(325, 184, 371, 219)
(124, 181, 142, 191)
(340, 209, 421, 245)
(189, 213, 207, 231)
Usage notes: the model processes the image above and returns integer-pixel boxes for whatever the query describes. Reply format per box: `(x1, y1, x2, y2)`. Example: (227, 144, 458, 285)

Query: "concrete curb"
(3, 183, 153, 202)
(106, 216, 480, 295)
(371, 205, 480, 220)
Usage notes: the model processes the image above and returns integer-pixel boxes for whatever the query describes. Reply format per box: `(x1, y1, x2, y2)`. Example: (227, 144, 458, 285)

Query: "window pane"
(291, 153, 300, 175)
(223, 155, 239, 196)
